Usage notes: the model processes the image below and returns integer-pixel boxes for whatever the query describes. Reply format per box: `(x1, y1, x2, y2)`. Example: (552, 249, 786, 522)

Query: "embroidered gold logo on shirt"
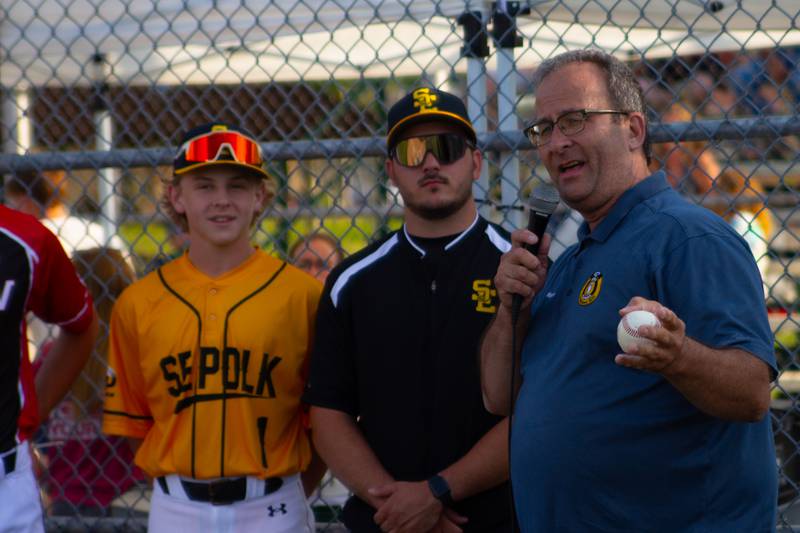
(471, 279, 497, 313)
(578, 271, 603, 306)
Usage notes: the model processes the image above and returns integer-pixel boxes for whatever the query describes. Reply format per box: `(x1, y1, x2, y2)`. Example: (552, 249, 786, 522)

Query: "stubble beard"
(404, 177, 473, 221)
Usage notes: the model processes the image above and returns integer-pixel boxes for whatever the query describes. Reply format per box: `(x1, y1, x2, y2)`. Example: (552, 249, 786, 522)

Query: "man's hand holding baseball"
(614, 297, 687, 374)
(613, 298, 770, 422)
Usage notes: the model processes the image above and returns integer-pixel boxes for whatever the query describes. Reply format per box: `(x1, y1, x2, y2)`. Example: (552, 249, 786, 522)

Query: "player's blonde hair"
(160, 169, 274, 232)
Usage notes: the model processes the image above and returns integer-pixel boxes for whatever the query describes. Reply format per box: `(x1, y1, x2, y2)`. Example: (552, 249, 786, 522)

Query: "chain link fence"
(1, 0, 799, 530)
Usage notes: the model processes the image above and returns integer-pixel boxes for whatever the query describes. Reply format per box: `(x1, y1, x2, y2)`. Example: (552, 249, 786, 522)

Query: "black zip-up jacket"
(304, 215, 512, 532)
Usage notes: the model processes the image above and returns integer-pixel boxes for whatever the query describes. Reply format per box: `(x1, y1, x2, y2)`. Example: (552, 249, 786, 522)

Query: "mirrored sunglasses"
(392, 133, 473, 168)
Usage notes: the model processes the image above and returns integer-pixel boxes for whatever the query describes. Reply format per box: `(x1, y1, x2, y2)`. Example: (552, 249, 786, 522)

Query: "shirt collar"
(403, 212, 481, 257)
(577, 171, 671, 245)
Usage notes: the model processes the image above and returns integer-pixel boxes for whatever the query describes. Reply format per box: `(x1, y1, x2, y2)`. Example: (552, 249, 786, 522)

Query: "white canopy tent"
(1, 0, 798, 227)
(1, 0, 798, 86)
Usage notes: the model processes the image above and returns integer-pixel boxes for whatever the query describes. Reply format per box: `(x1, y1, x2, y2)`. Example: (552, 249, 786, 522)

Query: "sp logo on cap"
(413, 88, 439, 113)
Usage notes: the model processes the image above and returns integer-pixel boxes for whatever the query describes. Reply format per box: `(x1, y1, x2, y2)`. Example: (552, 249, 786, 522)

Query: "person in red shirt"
(35, 247, 144, 516)
(0, 205, 98, 532)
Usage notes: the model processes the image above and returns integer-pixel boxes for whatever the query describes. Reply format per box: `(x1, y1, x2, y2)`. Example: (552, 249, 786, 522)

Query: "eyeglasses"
(178, 131, 263, 166)
(391, 133, 474, 168)
(524, 109, 629, 148)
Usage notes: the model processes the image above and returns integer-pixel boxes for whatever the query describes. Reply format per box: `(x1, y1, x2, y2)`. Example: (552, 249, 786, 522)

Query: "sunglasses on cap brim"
(178, 131, 263, 167)
(391, 133, 474, 168)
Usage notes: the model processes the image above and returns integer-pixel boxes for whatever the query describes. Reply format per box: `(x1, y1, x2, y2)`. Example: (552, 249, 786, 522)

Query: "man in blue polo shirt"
(480, 49, 777, 532)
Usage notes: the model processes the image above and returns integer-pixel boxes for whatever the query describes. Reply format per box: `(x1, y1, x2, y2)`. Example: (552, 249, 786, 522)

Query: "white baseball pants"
(0, 444, 44, 533)
(149, 473, 315, 533)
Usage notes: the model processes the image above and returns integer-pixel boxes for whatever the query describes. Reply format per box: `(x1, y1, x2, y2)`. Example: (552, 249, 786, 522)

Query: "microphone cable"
(505, 184, 559, 533)
(508, 304, 522, 533)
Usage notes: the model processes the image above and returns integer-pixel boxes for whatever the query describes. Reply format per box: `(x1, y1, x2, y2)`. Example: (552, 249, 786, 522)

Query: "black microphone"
(510, 184, 560, 325)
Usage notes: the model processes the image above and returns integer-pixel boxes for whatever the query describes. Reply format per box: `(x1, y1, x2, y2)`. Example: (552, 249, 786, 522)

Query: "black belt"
(157, 476, 284, 505)
(1, 450, 16, 476)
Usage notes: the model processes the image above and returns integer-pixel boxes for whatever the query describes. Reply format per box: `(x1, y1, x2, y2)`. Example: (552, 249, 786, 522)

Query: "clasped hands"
(369, 480, 467, 533)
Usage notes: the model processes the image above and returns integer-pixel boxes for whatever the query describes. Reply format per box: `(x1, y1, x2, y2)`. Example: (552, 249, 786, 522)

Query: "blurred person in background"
(5, 168, 131, 361)
(728, 48, 800, 159)
(0, 204, 98, 532)
(289, 232, 348, 515)
(649, 102, 720, 196)
(704, 169, 775, 295)
(5, 169, 109, 254)
(35, 247, 144, 517)
(730, 49, 800, 116)
(289, 232, 344, 283)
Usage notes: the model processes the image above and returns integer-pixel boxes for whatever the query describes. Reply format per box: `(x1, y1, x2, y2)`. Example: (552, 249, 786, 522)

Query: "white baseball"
(617, 310, 661, 353)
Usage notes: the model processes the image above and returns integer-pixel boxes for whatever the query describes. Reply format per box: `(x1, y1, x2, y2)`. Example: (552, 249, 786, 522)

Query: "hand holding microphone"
(508, 184, 560, 325)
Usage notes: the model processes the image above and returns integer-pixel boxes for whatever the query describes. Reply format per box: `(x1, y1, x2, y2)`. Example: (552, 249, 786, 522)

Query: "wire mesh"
(0, 0, 798, 530)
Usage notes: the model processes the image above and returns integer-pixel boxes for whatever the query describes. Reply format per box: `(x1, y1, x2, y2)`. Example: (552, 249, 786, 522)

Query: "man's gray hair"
(532, 49, 651, 163)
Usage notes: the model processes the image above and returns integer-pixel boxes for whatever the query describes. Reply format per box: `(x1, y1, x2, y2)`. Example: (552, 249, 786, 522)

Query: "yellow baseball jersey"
(102, 250, 321, 480)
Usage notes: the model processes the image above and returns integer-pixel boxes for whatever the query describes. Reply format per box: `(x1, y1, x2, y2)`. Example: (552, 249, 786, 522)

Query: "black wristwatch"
(427, 474, 454, 506)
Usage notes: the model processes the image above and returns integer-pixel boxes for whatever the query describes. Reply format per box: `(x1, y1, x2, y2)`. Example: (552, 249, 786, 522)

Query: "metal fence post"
(92, 53, 120, 241)
(492, 0, 524, 229)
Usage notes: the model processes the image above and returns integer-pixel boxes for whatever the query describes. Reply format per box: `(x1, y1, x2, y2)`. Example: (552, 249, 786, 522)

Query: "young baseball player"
(102, 123, 323, 532)
(1, 204, 98, 532)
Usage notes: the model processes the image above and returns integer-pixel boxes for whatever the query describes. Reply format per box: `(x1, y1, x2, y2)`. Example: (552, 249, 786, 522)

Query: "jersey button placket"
(204, 285, 220, 345)
(209, 286, 218, 321)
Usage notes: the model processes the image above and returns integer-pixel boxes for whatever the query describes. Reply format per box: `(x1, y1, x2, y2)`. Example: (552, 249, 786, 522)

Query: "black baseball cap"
(386, 87, 477, 150)
(173, 122, 271, 181)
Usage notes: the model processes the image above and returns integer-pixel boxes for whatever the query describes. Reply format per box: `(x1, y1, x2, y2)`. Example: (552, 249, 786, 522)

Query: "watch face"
(428, 475, 451, 502)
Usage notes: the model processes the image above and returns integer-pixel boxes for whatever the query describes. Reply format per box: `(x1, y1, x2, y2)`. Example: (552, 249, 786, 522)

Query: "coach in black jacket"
(304, 87, 512, 532)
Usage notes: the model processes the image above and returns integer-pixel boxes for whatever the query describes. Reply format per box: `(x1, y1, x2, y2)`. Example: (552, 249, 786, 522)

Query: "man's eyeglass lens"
(526, 110, 626, 147)
(393, 134, 471, 167)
